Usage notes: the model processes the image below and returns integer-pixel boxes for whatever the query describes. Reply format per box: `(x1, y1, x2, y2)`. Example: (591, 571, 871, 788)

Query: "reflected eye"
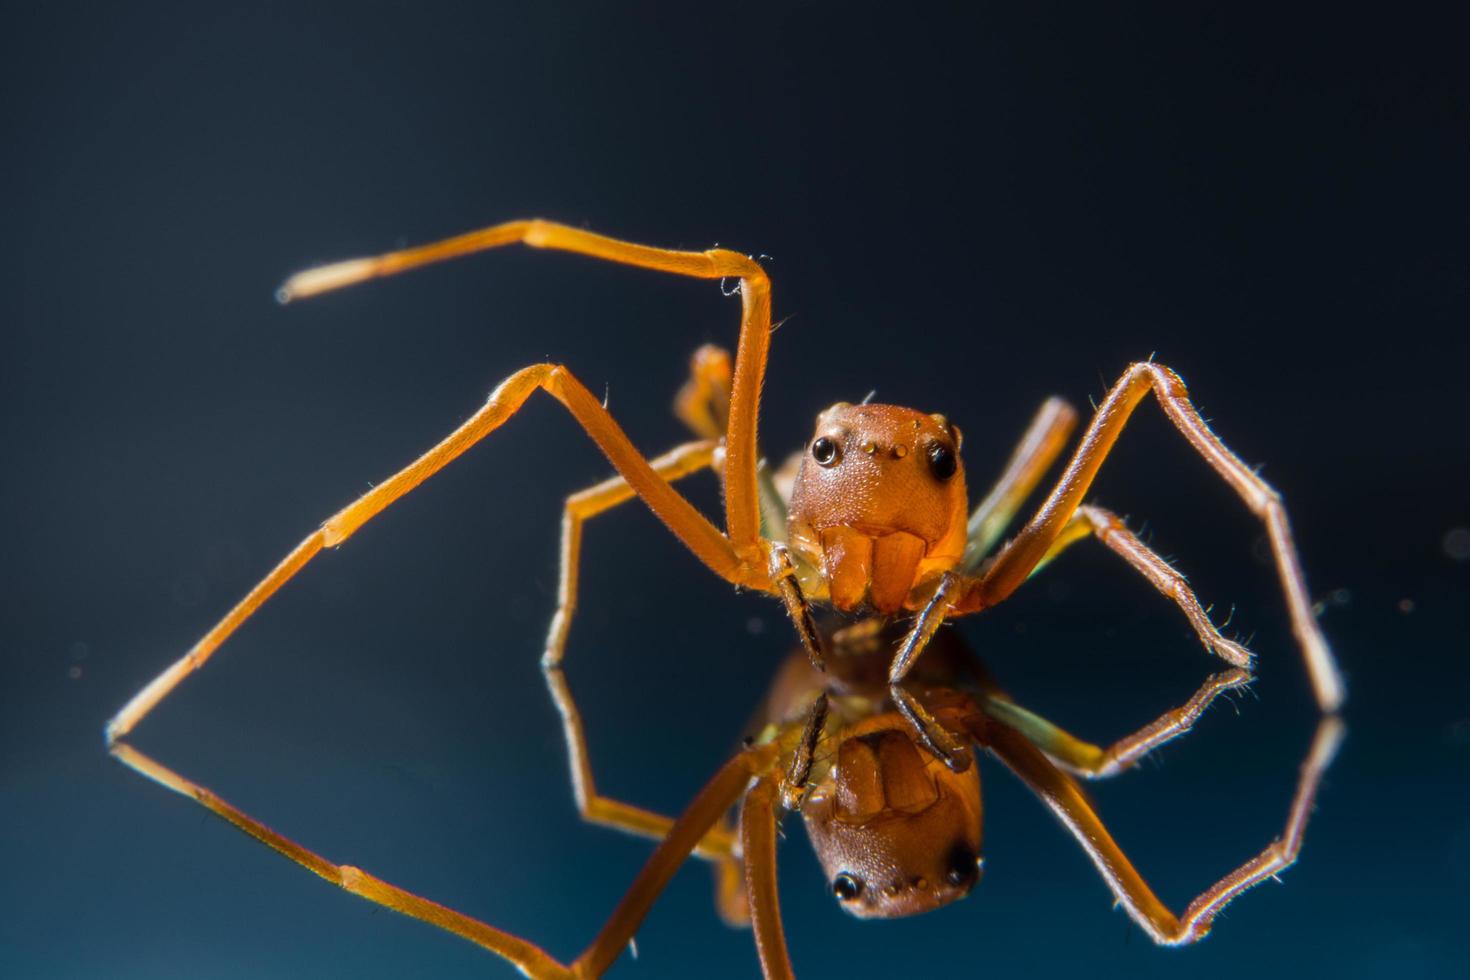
(926, 442, 957, 480)
(944, 844, 979, 889)
(811, 436, 841, 467)
(832, 872, 863, 901)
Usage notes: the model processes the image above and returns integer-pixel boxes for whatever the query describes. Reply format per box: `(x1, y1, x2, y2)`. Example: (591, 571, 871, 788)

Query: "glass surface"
(3, 6, 1465, 978)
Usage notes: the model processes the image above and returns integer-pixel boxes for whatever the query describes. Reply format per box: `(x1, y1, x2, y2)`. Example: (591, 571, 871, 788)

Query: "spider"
(106, 221, 1346, 978)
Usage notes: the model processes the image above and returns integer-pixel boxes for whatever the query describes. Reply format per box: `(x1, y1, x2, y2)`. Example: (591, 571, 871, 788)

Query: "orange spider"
(107, 221, 1345, 978)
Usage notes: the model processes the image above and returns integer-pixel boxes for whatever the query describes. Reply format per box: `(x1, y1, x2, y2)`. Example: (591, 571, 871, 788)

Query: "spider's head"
(786, 403, 968, 614)
(802, 719, 983, 919)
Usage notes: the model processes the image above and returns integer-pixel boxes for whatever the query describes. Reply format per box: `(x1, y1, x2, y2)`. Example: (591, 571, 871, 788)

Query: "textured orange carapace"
(787, 404, 968, 615)
(802, 712, 983, 918)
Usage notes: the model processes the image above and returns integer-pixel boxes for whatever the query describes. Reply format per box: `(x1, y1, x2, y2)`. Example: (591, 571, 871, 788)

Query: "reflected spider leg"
(543, 341, 806, 861)
(111, 738, 780, 980)
(743, 773, 797, 980)
(541, 437, 739, 860)
(977, 714, 1345, 945)
(543, 343, 802, 929)
(746, 690, 829, 980)
(981, 668, 1254, 779)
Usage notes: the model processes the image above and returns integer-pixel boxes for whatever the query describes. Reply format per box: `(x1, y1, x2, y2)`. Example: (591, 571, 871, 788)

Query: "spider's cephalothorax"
(787, 403, 968, 615)
(803, 716, 983, 919)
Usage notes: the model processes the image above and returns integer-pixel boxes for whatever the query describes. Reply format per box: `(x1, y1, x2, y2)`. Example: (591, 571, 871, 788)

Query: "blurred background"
(3, 4, 1466, 978)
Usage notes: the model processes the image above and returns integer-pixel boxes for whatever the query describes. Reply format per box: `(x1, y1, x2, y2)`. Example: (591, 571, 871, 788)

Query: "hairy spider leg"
(111, 739, 779, 979)
(981, 668, 1254, 779)
(961, 362, 1345, 712)
(106, 361, 755, 746)
(1031, 504, 1255, 667)
(887, 367, 1339, 770)
(278, 219, 775, 562)
(977, 714, 1344, 945)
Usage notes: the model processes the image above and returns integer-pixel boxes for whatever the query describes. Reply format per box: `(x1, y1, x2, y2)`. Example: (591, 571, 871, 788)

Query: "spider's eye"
(926, 442, 957, 481)
(943, 844, 979, 890)
(811, 436, 841, 467)
(832, 872, 863, 901)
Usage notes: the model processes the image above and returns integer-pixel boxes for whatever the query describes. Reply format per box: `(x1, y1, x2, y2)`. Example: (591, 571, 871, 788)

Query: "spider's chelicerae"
(108, 221, 1345, 979)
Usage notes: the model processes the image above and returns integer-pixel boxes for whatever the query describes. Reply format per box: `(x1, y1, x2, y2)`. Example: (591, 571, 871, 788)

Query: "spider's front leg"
(279, 219, 776, 559)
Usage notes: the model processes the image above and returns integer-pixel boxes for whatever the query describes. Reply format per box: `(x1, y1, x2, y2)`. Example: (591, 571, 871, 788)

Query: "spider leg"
(111, 739, 776, 979)
(672, 342, 790, 542)
(880, 399, 1077, 768)
(888, 572, 974, 771)
(1031, 505, 1254, 668)
(674, 343, 734, 441)
(963, 397, 1079, 570)
(980, 668, 1253, 779)
(107, 362, 763, 745)
(279, 219, 774, 559)
(541, 437, 738, 861)
(742, 774, 795, 980)
(962, 362, 1345, 712)
(978, 714, 1344, 945)
(768, 543, 827, 671)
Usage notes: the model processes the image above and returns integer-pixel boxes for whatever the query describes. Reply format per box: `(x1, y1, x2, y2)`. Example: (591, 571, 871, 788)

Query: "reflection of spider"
(107, 222, 1345, 977)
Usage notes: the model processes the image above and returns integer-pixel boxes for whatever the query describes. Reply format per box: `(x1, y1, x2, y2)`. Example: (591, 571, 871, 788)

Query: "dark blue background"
(4, 4, 1466, 978)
